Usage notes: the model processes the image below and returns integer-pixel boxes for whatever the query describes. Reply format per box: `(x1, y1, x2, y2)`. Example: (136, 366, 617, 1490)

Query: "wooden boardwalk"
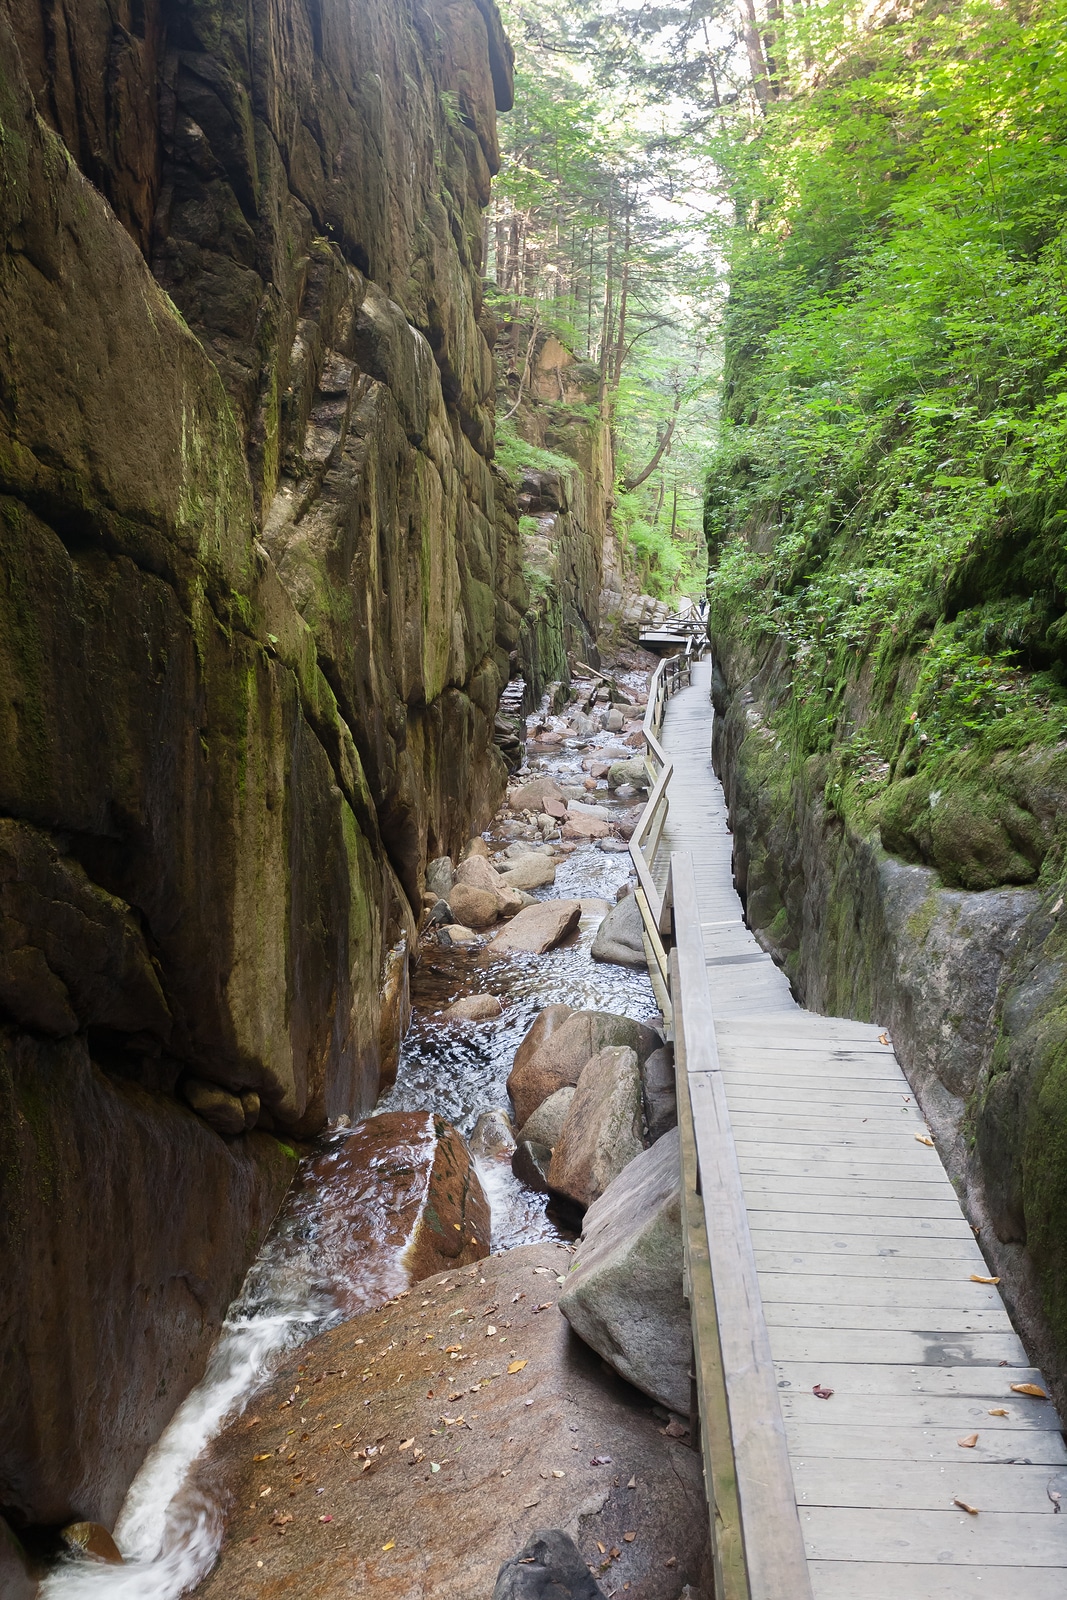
(652, 657, 1067, 1600)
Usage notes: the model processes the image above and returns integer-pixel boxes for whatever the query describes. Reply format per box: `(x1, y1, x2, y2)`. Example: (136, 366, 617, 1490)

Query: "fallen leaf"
(665, 1557, 677, 1569)
(253, 1453, 272, 1462)
(533, 1268, 551, 1275)
(623, 1532, 636, 1543)
(507, 1360, 528, 1374)
(662, 1419, 689, 1437)
(318, 1515, 332, 1524)
(524, 1497, 540, 1509)
(970, 1274, 1000, 1285)
(398, 1438, 415, 1452)
(430, 1463, 441, 1473)
(259, 1487, 272, 1497)
(953, 1498, 979, 1516)
(382, 1541, 395, 1551)
(445, 1345, 462, 1354)
(596, 1543, 606, 1555)
(552, 1470, 565, 1478)
(590, 1455, 612, 1466)
(269, 1513, 293, 1526)
(1048, 1486, 1062, 1513)
(501, 1469, 512, 1478)
(627, 1476, 637, 1489)
(957, 1434, 978, 1448)
(988, 1408, 1008, 1417)
(915, 1133, 934, 1147)
(1011, 1383, 1048, 1398)
(812, 1385, 834, 1400)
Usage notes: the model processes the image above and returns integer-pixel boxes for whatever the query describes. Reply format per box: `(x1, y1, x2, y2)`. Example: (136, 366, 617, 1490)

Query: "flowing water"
(40, 690, 655, 1600)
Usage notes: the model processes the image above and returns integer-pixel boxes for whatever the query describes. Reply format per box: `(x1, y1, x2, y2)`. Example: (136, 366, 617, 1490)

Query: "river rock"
(441, 924, 479, 946)
(559, 1131, 689, 1415)
(445, 994, 504, 1021)
(512, 1139, 553, 1193)
(470, 1110, 516, 1161)
(543, 798, 568, 820)
(590, 894, 647, 968)
(507, 1011, 658, 1127)
(503, 842, 555, 860)
(562, 814, 610, 840)
(489, 901, 581, 956)
(642, 1047, 678, 1143)
(290, 1113, 489, 1316)
(599, 838, 630, 854)
(426, 857, 455, 899)
(516, 1087, 576, 1150)
(566, 801, 613, 822)
(455, 854, 507, 895)
(179, 1077, 248, 1136)
(196, 1243, 711, 1600)
(60, 1521, 124, 1564)
(462, 837, 491, 860)
(499, 855, 557, 891)
(448, 883, 502, 929)
(547, 1048, 644, 1214)
(511, 777, 567, 812)
(607, 758, 649, 791)
(493, 1529, 604, 1600)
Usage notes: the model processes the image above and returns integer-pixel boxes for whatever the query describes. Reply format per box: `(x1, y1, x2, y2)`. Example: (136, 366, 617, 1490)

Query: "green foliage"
(494, 419, 577, 489)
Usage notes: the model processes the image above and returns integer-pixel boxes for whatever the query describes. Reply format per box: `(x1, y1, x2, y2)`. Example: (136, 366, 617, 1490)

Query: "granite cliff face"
(0, 0, 520, 1532)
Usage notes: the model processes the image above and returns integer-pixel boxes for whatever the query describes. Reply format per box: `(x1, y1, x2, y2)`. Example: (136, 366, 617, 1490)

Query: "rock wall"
(0, 0, 520, 1531)
(711, 634, 1067, 1412)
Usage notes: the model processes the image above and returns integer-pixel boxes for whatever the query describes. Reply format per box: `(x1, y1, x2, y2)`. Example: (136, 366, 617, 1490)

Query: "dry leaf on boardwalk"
(915, 1133, 934, 1147)
(957, 1433, 978, 1448)
(507, 1360, 528, 1374)
(988, 1408, 1008, 1417)
(812, 1385, 834, 1400)
(953, 1498, 979, 1515)
(1011, 1383, 1048, 1398)
(970, 1274, 1000, 1285)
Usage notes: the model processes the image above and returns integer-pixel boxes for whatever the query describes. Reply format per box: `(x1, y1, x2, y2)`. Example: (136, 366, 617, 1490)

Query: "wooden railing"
(628, 651, 813, 1600)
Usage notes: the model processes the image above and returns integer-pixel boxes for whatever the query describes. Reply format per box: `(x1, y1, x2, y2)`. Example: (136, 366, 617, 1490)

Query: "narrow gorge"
(5, 0, 1067, 1595)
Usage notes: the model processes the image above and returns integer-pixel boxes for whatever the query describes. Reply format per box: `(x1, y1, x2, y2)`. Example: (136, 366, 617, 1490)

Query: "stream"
(40, 670, 656, 1600)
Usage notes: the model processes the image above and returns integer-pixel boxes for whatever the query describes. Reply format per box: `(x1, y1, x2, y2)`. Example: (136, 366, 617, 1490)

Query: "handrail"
(627, 643, 814, 1600)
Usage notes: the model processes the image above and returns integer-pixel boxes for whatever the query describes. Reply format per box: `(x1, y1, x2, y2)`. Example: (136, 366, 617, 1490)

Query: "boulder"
(180, 1077, 247, 1136)
(462, 837, 491, 860)
(489, 901, 581, 957)
(499, 856, 557, 891)
(507, 1011, 660, 1128)
(559, 1131, 690, 1415)
(566, 801, 612, 822)
(60, 1521, 124, 1564)
(547, 1048, 644, 1214)
(503, 842, 554, 860)
(599, 838, 630, 854)
(426, 857, 455, 899)
(590, 895, 647, 968)
(516, 1086, 575, 1150)
(287, 1113, 490, 1317)
(511, 777, 567, 812)
(470, 1109, 516, 1161)
(642, 1046, 678, 1143)
(445, 993, 503, 1021)
(455, 854, 507, 895)
(196, 1242, 711, 1600)
(440, 924, 478, 946)
(493, 1530, 604, 1600)
(543, 797, 568, 820)
(562, 814, 610, 841)
(512, 1139, 552, 1193)
(605, 710, 625, 733)
(448, 883, 502, 930)
(607, 758, 649, 791)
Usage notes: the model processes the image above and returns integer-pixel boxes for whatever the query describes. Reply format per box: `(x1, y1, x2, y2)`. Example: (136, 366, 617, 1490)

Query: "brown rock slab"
(547, 1048, 644, 1214)
(288, 1113, 490, 1317)
(507, 1011, 656, 1128)
(498, 856, 557, 892)
(562, 814, 610, 840)
(446, 993, 504, 1021)
(455, 855, 507, 895)
(194, 1243, 710, 1600)
(60, 1521, 124, 1564)
(489, 901, 581, 957)
(448, 883, 502, 930)
(510, 777, 567, 811)
(542, 797, 568, 819)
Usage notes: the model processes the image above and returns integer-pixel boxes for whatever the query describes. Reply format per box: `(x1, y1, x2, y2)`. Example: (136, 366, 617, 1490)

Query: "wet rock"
(559, 1131, 690, 1415)
(642, 1047, 678, 1143)
(607, 758, 649, 791)
(426, 857, 455, 900)
(197, 1243, 711, 1600)
(548, 1048, 644, 1214)
(470, 1109, 516, 1161)
(293, 1113, 489, 1316)
(511, 777, 568, 811)
(445, 993, 504, 1021)
(562, 814, 611, 840)
(494, 1529, 605, 1599)
(599, 838, 630, 854)
(579, 898, 613, 918)
(503, 842, 555, 860)
(512, 1139, 553, 1193)
(499, 855, 558, 891)
(567, 801, 613, 822)
(591, 895, 647, 968)
(605, 710, 625, 733)
(425, 898, 452, 928)
(517, 1087, 575, 1150)
(180, 1077, 247, 1137)
(507, 1011, 660, 1127)
(60, 1522, 124, 1564)
(448, 883, 502, 929)
(440, 924, 479, 946)
(378, 938, 412, 1090)
(0, 1517, 36, 1598)
(490, 901, 581, 957)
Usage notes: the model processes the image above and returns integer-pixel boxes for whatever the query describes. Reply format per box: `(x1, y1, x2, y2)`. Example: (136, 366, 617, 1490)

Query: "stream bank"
(31, 654, 706, 1600)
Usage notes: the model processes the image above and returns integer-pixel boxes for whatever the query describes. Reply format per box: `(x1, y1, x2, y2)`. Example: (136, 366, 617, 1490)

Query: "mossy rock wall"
(0, 0, 519, 1531)
(711, 632, 1067, 1413)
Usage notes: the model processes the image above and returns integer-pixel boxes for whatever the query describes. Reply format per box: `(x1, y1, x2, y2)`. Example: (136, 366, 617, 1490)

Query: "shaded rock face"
(0, 0, 518, 1535)
(193, 1243, 710, 1600)
(711, 639, 1067, 1405)
(494, 1530, 605, 1600)
(547, 1048, 644, 1215)
(507, 1010, 659, 1128)
(559, 1131, 690, 1414)
(590, 893, 647, 969)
